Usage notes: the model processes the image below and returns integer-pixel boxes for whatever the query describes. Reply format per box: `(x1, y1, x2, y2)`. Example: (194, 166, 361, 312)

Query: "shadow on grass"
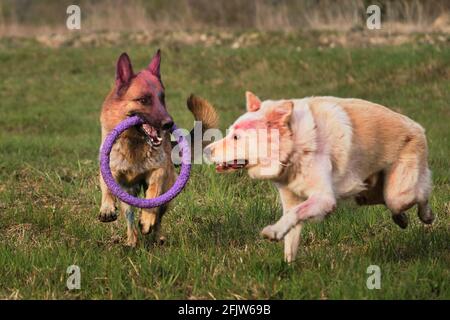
(366, 226, 450, 263)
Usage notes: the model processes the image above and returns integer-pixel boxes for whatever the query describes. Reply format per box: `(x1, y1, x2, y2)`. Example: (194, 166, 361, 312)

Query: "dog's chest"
(109, 137, 167, 175)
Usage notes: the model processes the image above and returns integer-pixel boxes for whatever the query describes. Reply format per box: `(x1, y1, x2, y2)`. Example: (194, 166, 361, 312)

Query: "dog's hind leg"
(99, 172, 118, 222)
(418, 200, 434, 224)
(384, 160, 417, 229)
(384, 136, 433, 228)
(278, 187, 303, 263)
(417, 168, 434, 225)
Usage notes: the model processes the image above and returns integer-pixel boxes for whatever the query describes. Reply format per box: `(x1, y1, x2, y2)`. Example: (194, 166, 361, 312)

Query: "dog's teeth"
(156, 136, 163, 141)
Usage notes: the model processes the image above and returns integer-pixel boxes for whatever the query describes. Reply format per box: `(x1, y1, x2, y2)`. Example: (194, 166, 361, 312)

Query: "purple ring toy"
(100, 116, 191, 208)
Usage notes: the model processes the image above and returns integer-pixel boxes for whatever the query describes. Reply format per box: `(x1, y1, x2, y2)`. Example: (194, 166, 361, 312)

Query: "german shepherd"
(99, 50, 217, 246)
(206, 92, 434, 262)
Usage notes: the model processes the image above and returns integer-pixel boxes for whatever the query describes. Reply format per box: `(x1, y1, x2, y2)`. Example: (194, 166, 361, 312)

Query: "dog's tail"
(172, 94, 218, 162)
(187, 94, 219, 133)
(187, 94, 218, 161)
(187, 94, 219, 131)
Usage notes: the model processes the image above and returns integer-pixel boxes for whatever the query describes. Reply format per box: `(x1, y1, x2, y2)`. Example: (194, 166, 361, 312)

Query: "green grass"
(0, 34, 449, 299)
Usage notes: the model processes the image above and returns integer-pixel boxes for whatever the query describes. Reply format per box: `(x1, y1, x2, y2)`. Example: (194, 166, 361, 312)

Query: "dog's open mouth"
(141, 123, 163, 147)
(216, 160, 249, 172)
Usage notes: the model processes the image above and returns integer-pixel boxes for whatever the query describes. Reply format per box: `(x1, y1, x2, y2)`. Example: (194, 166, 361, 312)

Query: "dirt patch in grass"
(7, 30, 447, 49)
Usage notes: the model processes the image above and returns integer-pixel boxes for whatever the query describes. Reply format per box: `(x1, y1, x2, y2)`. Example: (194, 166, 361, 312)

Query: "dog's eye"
(137, 96, 152, 105)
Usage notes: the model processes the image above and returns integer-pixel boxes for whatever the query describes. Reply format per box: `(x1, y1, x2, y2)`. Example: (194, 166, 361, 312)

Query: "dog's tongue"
(216, 164, 227, 172)
(142, 124, 157, 138)
(142, 123, 163, 147)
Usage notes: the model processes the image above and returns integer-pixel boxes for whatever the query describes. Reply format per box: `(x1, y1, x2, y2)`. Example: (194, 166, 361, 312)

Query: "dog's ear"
(266, 101, 294, 126)
(115, 52, 134, 93)
(148, 49, 161, 79)
(246, 91, 261, 112)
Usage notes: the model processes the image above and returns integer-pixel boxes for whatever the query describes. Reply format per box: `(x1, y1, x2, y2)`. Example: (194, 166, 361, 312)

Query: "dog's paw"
(157, 235, 166, 246)
(139, 211, 159, 235)
(126, 228, 138, 247)
(98, 205, 118, 223)
(138, 222, 149, 234)
(418, 205, 435, 225)
(261, 225, 285, 241)
(392, 212, 408, 229)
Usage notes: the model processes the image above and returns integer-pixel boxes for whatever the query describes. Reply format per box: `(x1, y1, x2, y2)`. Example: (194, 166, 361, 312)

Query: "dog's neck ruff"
(274, 150, 296, 184)
(100, 116, 191, 208)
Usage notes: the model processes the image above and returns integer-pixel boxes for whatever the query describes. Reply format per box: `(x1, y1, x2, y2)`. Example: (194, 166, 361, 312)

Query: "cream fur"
(207, 95, 434, 263)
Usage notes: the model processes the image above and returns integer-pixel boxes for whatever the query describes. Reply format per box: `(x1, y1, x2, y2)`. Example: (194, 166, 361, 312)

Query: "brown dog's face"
(101, 50, 173, 148)
(206, 92, 294, 180)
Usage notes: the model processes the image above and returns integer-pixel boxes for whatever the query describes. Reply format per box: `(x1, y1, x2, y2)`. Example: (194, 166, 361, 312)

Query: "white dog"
(206, 92, 434, 262)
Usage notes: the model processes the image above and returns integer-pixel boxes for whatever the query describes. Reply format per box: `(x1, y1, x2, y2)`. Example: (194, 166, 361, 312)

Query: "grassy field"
(0, 33, 449, 299)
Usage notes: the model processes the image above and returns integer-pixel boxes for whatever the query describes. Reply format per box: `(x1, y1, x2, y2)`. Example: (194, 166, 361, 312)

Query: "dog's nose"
(161, 118, 174, 131)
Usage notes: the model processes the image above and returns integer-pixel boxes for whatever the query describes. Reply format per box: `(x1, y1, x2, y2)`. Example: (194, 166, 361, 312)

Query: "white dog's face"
(206, 92, 294, 180)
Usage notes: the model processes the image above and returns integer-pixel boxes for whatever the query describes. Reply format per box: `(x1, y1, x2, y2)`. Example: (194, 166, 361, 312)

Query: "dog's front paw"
(261, 225, 285, 241)
(98, 205, 118, 222)
(126, 228, 138, 247)
(139, 211, 158, 235)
